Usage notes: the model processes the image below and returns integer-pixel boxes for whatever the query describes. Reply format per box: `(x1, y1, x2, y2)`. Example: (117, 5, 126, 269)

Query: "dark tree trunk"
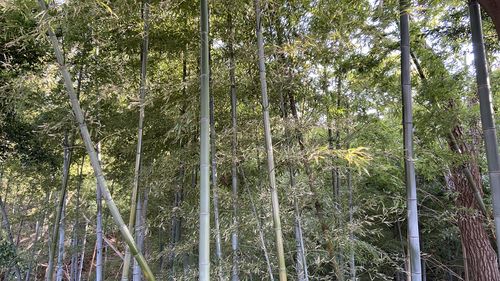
(478, 0, 500, 39)
(449, 126, 500, 281)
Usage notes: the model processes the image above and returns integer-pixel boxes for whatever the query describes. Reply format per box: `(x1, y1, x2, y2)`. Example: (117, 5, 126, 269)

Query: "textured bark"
(478, 0, 500, 38)
(449, 126, 500, 281)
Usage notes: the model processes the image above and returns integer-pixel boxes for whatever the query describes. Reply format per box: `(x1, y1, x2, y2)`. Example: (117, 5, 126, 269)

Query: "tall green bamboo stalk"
(254, 0, 287, 279)
(122, 0, 150, 279)
(209, 94, 223, 277)
(37, 1, 156, 280)
(47, 133, 73, 281)
(399, 0, 422, 279)
(227, 10, 240, 281)
(199, 0, 211, 279)
(469, 0, 500, 259)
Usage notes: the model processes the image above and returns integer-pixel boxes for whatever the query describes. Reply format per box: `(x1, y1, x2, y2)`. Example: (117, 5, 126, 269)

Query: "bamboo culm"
(399, 0, 422, 279)
(25, 191, 51, 281)
(37, 1, 156, 280)
(240, 166, 275, 281)
(279, 89, 308, 281)
(55, 190, 67, 281)
(95, 143, 104, 281)
(254, 0, 287, 279)
(122, 0, 150, 279)
(348, 170, 355, 281)
(469, 0, 500, 259)
(199, 0, 211, 279)
(47, 133, 73, 281)
(133, 193, 143, 281)
(228, 10, 240, 281)
(209, 94, 224, 279)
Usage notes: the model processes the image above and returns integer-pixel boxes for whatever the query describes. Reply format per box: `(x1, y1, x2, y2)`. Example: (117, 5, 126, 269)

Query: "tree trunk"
(449, 126, 500, 280)
(477, 0, 500, 39)
(36, 1, 156, 279)
(254, 1, 287, 279)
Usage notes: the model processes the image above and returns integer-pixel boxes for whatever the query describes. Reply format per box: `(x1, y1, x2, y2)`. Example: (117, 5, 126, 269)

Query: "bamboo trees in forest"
(4, 0, 500, 280)
(198, 0, 211, 279)
(469, 0, 500, 257)
(254, 0, 287, 279)
(36, 1, 156, 280)
(399, 0, 422, 279)
(122, 0, 150, 279)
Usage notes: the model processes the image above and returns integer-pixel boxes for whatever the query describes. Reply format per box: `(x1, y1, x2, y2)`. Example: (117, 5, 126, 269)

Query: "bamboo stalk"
(199, 0, 211, 279)
(122, 0, 150, 279)
(36, 1, 156, 280)
(399, 0, 422, 279)
(469, 0, 500, 260)
(254, 0, 287, 279)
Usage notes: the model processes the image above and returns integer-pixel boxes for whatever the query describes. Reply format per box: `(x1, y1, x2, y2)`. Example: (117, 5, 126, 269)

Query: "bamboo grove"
(1, 0, 500, 280)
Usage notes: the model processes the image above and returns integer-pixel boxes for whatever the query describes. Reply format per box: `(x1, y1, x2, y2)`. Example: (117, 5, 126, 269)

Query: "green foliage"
(1, 0, 499, 279)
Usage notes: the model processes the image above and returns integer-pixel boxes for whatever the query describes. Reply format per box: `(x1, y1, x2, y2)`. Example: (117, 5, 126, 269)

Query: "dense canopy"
(1, 0, 500, 280)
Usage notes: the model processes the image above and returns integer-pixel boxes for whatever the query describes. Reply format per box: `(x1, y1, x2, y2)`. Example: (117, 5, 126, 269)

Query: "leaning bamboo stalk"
(254, 0, 287, 279)
(36, 1, 156, 280)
